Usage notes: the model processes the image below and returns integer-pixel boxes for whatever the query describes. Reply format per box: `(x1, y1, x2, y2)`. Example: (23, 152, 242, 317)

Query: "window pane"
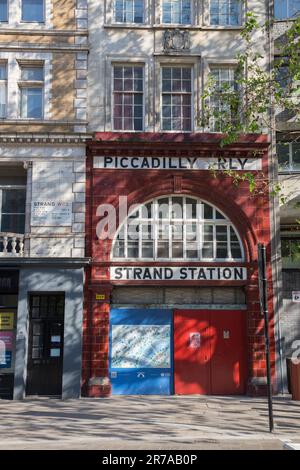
(162, 0, 191, 24)
(292, 143, 300, 170)
(230, 227, 242, 259)
(2, 189, 26, 213)
(111, 197, 243, 262)
(161, 67, 192, 131)
(0, 0, 7, 22)
(115, 0, 144, 23)
(290, 0, 300, 18)
(1, 214, 25, 233)
(0, 63, 6, 80)
(274, 0, 300, 19)
(113, 240, 125, 258)
(210, 0, 241, 25)
(113, 66, 144, 131)
(21, 67, 44, 81)
(157, 242, 169, 258)
(21, 87, 43, 118)
(215, 210, 225, 219)
(22, 0, 44, 22)
(0, 81, 6, 118)
(186, 198, 197, 218)
(277, 143, 290, 170)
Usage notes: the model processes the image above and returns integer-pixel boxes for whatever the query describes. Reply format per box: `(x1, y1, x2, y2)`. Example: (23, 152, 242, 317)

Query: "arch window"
(112, 196, 244, 261)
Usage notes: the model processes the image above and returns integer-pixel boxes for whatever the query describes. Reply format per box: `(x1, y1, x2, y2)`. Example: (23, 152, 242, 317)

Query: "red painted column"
(246, 268, 276, 396)
(82, 285, 112, 398)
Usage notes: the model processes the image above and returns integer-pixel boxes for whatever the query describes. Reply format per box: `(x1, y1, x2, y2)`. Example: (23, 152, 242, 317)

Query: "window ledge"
(103, 23, 244, 31)
(274, 18, 299, 23)
(278, 170, 300, 175)
(0, 27, 87, 35)
(0, 119, 88, 125)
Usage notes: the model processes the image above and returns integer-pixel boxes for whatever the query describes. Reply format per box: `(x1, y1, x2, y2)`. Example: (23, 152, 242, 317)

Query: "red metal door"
(174, 310, 213, 395)
(174, 310, 246, 395)
(210, 310, 247, 395)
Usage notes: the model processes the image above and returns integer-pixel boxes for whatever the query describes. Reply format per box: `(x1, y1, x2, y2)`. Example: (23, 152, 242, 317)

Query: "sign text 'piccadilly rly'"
(94, 156, 262, 171)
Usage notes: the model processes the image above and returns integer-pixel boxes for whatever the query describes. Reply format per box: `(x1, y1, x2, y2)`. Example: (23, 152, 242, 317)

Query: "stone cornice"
(0, 133, 92, 144)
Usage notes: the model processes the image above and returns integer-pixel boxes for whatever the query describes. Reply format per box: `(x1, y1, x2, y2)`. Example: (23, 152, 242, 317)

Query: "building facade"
(273, 0, 300, 390)
(0, 0, 90, 399)
(83, 1, 279, 398)
(1, 1, 294, 401)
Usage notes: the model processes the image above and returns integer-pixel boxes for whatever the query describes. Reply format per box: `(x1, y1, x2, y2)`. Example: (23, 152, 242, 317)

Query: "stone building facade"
(0, 0, 90, 399)
(273, 1, 300, 390)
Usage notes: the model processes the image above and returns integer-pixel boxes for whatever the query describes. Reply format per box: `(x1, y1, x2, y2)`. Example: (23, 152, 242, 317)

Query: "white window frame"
(0, 0, 52, 29)
(113, 0, 145, 24)
(0, 52, 52, 120)
(106, 0, 150, 25)
(18, 62, 45, 119)
(0, 62, 7, 118)
(209, 0, 242, 26)
(278, 142, 300, 173)
(111, 63, 145, 132)
(207, 64, 239, 132)
(21, 0, 45, 23)
(160, 64, 194, 133)
(111, 196, 244, 262)
(160, 0, 193, 25)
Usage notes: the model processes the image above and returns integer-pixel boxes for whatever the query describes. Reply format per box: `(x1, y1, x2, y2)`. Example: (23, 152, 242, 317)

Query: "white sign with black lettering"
(110, 266, 247, 281)
(292, 292, 300, 303)
(31, 200, 72, 226)
(94, 156, 262, 171)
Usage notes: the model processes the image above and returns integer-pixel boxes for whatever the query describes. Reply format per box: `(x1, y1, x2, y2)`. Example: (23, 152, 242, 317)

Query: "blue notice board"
(109, 309, 173, 395)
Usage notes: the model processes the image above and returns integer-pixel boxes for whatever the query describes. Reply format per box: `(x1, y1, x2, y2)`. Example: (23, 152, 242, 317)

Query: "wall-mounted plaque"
(31, 200, 72, 227)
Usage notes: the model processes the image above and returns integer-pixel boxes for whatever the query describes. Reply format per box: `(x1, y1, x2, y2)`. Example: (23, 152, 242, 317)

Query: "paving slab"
(0, 396, 299, 450)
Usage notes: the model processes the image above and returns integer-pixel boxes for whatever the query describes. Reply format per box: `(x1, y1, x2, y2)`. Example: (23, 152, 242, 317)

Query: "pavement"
(0, 395, 299, 450)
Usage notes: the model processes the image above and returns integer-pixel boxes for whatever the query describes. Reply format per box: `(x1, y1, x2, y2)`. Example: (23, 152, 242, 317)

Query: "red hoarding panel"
(174, 310, 247, 395)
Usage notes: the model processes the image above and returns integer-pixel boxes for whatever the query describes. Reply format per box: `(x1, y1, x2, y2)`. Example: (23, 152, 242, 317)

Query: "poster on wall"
(111, 325, 171, 369)
(0, 312, 14, 330)
(0, 331, 13, 368)
(31, 200, 72, 226)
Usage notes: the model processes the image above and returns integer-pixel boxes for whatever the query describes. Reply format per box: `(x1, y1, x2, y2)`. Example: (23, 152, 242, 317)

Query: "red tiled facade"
(82, 133, 276, 398)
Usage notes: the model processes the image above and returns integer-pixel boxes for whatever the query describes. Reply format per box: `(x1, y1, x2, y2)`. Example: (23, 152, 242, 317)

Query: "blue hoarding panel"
(109, 309, 173, 395)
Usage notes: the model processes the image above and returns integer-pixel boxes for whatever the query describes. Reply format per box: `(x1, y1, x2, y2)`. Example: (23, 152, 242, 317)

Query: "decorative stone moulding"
(163, 29, 190, 52)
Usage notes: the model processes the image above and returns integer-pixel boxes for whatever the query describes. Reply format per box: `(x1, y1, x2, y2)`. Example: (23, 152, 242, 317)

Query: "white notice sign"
(31, 200, 72, 226)
(110, 266, 247, 281)
(292, 292, 300, 303)
(94, 156, 262, 171)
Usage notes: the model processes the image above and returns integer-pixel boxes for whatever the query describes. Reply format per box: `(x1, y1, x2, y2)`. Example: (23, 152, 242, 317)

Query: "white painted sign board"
(110, 266, 247, 281)
(31, 200, 72, 226)
(94, 156, 262, 171)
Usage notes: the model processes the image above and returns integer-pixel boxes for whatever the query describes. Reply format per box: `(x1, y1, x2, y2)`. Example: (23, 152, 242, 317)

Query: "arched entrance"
(109, 196, 247, 395)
